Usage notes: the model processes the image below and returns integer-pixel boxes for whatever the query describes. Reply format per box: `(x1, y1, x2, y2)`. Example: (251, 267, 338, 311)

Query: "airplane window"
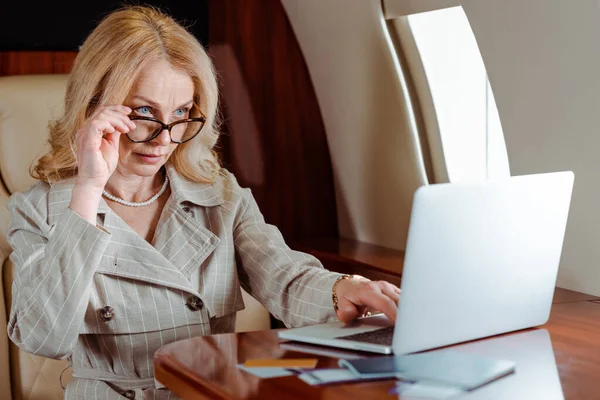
(406, 6, 509, 182)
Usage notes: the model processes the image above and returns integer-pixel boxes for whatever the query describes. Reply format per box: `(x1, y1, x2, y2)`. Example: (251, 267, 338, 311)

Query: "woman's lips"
(136, 153, 164, 163)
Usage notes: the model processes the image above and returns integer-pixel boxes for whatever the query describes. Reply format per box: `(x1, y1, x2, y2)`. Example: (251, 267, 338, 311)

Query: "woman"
(6, 6, 400, 399)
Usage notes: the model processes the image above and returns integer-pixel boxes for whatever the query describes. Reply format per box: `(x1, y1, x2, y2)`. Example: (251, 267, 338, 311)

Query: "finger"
(103, 130, 122, 147)
(92, 120, 116, 135)
(379, 282, 400, 305)
(100, 107, 134, 120)
(361, 307, 377, 318)
(120, 105, 132, 115)
(89, 107, 133, 132)
(78, 120, 114, 151)
(336, 300, 362, 324)
(100, 133, 121, 162)
(356, 285, 397, 323)
(79, 115, 128, 152)
(98, 110, 135, 132)
(114, 109, 136, 130)
(95, 118, 129, 137)
(357, 305, 371, 318)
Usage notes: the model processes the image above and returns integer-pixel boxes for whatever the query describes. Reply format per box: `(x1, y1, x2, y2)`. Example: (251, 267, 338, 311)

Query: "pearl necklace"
(102, 176, 169, 207)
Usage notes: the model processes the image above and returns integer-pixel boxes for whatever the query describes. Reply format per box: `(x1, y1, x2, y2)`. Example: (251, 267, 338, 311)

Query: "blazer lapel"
(98, 206, 203, 294)
(151, 202, 220, 279)
(98, 200, 222, 294)
(46, 181, 193, 292)
(159, 164, 226, 279)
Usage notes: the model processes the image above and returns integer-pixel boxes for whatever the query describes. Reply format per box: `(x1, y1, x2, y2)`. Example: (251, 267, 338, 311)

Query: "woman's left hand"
(334, 276, 400, 324)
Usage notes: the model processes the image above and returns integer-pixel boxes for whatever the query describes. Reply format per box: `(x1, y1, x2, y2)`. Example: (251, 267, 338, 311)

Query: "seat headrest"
(0, 75, 68, 194)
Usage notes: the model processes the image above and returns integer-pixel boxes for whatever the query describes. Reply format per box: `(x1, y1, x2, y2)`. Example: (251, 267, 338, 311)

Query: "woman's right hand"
(74, 105, 136, 190)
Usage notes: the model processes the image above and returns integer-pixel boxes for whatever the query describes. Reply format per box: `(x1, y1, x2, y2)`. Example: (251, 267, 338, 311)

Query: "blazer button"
(122, 390, 135, 399)
(186, 296, 204, 311)
(99, 306, 114, 322)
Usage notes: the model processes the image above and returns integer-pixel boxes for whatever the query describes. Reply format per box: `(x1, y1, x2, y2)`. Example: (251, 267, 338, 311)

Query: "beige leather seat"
(0, 74, 271, 400)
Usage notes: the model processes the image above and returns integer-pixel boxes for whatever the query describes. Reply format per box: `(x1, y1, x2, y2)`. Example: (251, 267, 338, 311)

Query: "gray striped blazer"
(6, 164, 341, 399)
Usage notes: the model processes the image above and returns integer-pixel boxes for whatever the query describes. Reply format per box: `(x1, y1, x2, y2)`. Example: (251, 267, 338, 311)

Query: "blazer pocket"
(80, 273, 209, 334)
(197, 269, 246, 319)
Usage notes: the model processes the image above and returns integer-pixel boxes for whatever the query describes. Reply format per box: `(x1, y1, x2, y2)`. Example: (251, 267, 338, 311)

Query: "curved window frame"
(391, 6, 510, 183)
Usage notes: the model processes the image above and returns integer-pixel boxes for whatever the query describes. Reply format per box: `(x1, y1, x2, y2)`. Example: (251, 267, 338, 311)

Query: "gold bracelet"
(332, 274, 352, 312)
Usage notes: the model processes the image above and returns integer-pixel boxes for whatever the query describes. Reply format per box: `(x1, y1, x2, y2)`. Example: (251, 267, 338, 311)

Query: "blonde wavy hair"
(33, 5, 220, 184)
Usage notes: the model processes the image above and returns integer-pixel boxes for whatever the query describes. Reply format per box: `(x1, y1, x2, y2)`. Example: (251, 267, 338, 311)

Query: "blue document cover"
(339, 350, 515, 390)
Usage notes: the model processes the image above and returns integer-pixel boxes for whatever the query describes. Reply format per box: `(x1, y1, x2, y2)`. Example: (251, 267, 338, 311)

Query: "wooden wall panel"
(209, 0, 339, 242)
(0, 51, 77, 76)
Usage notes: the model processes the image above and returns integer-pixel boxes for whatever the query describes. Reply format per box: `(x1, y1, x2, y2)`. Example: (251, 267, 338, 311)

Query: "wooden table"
(154, 288, 600, 399)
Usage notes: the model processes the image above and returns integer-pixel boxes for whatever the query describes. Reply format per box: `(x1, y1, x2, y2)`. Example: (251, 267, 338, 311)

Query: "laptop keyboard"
(335, 326, 395, 346)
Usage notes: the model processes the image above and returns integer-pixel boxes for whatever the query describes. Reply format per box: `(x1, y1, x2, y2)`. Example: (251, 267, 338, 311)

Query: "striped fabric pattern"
(6, 165, 341, 399)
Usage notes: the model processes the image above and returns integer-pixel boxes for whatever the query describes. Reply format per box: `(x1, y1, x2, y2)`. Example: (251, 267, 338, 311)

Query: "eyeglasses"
(126, 112, 207, 144)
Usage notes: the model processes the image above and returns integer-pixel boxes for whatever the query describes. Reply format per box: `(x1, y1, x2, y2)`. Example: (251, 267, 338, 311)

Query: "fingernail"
(123, 106, 132, 112)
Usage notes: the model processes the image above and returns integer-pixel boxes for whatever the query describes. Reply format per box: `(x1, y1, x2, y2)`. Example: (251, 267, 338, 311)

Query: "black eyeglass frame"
(126, 113, 207, 144)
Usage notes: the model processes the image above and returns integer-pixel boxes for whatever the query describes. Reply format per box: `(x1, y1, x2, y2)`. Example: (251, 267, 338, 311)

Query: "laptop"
(278, 171, 574, 354)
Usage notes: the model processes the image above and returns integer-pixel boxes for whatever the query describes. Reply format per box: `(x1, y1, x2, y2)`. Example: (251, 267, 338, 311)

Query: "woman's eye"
(136, 106, 151, 115)
(174, 108, 188, 117)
